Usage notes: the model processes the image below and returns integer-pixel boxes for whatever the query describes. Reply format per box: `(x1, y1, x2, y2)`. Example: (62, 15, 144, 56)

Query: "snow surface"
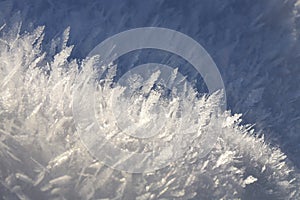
(0, 0, 299, 199)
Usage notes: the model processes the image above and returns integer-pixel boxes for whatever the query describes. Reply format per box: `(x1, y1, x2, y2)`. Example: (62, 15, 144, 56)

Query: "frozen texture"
(0, 0, 299, 169)
(0, 21, 299, 199)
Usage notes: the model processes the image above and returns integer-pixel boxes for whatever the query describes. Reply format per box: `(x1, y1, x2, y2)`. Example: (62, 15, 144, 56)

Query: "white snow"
(0, 22, 298, 199)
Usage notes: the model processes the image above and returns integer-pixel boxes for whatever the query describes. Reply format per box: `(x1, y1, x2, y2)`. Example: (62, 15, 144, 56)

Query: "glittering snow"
(0, 19, 299, 199)
(1, 0, 300, 199)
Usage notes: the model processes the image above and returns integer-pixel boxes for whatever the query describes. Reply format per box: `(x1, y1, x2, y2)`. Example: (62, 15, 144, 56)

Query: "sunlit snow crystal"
(0, 21, 299, 200)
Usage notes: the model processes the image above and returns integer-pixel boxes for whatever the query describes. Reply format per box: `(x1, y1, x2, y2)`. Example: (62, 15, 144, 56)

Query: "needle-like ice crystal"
(0, 21, 299, 200)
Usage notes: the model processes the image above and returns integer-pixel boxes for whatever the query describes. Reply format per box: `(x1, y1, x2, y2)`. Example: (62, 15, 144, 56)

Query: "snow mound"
(0, 22, 299, 199)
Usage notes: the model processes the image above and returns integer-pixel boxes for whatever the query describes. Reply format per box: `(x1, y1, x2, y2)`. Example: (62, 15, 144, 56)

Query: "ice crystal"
(0, 22, 299, 200)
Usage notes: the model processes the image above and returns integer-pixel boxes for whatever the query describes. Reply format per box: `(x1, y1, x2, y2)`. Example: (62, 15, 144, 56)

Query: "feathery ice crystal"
(0, 22, 299, 200)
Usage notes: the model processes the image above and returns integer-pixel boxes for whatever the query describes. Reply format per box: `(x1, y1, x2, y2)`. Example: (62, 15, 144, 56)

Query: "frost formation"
(0, 21, 299, 200)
